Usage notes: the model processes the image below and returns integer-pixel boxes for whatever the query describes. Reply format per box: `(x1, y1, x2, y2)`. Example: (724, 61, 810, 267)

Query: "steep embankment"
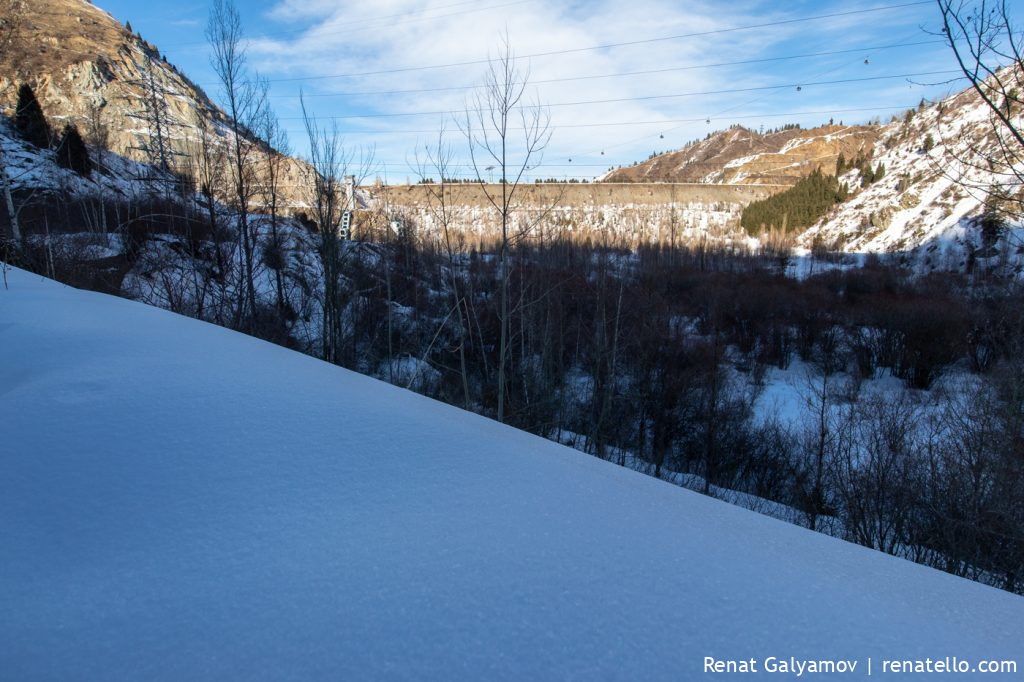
(1, 266, 1022, 678)
(375, 182, 778, 243)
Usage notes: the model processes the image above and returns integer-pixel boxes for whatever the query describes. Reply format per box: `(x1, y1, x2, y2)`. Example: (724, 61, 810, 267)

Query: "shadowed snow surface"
(1, 267, 1021, 680)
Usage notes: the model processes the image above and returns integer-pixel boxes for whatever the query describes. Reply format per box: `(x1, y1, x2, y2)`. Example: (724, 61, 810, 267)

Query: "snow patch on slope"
(1, 266, 1021, 679)
(801, 89, 1023, 274)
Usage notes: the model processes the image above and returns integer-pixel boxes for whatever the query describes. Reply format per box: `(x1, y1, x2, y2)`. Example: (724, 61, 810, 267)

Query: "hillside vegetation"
(740, 169, 850, 235)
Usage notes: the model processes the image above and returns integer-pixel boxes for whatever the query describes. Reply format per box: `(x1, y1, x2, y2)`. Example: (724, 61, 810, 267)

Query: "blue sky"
(92, 0, 1011, 182)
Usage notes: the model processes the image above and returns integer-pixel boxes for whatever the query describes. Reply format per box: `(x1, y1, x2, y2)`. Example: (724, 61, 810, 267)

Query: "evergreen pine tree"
(858, 157, 875, 184)
(15, 84, 51, 149)
(740, 169, 850, 235)
(836, 153, 847, 174)
(979, 191, 1007, 248)
(55, 124, 93, 177)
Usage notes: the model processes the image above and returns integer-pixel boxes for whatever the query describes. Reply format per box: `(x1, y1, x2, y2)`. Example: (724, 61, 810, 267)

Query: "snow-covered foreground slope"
(1, 267, 1021, 680)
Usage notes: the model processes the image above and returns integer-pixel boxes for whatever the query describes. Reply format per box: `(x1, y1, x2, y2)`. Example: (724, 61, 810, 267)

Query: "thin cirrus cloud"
(243, 0, 958, 180)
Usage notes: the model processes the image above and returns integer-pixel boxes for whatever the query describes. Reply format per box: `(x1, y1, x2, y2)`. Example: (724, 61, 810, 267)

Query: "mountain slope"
(800, 82, 1024, 268)
(604, 124, 878, 186)
(0, 114, 164, 199)
(2, 0, 215, 156)
(0, 0, 309, 207)
(1, 266, 1021, 679)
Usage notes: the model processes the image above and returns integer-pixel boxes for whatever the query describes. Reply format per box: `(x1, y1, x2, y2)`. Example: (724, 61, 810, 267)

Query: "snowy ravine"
(1, 267, 1021, 680)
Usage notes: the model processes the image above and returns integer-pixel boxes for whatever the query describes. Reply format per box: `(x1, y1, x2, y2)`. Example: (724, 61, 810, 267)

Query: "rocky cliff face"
(373, 182, 776, 246)
(0, 0, 310, 210)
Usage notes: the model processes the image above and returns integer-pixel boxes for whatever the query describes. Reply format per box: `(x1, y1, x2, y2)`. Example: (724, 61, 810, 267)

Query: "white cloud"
(244, 0, 957, 180)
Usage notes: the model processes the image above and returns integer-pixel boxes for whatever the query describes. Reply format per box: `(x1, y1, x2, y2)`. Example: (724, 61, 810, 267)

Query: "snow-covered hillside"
(1, 266, 1021, 679)
(0, 117, 164, 200)
(801, 86, 1023, 272)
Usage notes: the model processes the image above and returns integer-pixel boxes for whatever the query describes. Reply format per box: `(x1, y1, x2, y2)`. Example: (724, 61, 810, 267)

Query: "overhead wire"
(39, 0, 955, 181)
(275, 104, 932, 136)
(569, 27, 943, 176)
(270, 71, 960, 121)
(251, 1, 933, 84)
(269, 40, 943, 99)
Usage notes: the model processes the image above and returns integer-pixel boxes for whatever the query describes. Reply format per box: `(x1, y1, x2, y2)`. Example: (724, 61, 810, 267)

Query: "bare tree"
(835, 391, 923, 555)
(257, 83, 290, 315)
(797, 370, 849, 531)
(586, 252, 626, 460)
(416, 128, 473, 409)
(0, 135, 22, 252)
(0, 0, 28, 253)
(461, 33, 551, 422)
(185, 111, 229, 283)
(206, 0, 262, 326)
(301, 95, 374, 365)
(936, 0, 1024, 219)
(302, 100, 345, 363)
(83, 98, 111, 172)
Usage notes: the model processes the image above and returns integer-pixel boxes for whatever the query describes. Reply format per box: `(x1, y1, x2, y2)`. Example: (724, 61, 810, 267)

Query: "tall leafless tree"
(461, 34, 551, 422)
(937, 0, 1024, 218)
(83, 98, 111, 172)
(301, 95, 373, 365)
(416, 129, 473, 409)
(798, 370, 848, 531)
(185, 111, 229, 283)
(206, 0, 262, 326)
(257, 82, 290, 315)
(0, 0, 27, 253)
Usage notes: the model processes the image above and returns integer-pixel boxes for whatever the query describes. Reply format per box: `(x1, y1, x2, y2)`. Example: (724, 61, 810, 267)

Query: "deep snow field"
(1, 266, 1021, 680)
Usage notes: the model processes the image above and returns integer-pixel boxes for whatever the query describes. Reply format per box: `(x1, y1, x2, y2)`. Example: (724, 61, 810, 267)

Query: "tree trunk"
(0, 155, 21, 247)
